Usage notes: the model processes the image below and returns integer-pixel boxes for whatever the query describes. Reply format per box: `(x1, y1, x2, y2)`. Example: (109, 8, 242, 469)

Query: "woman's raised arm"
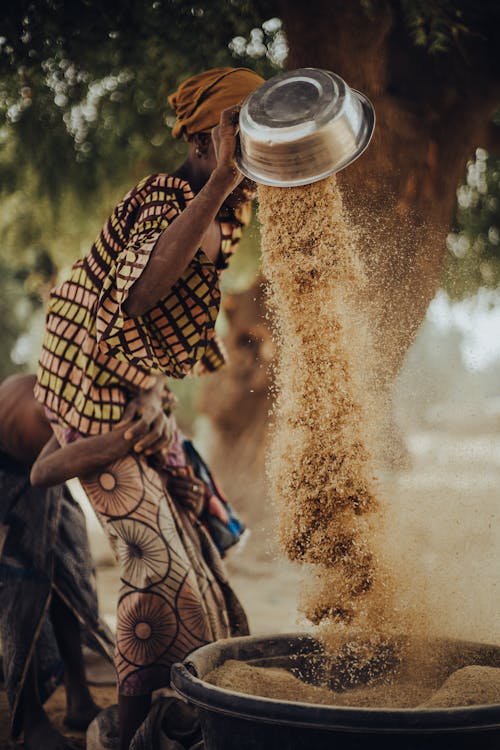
(123, 107, 242, 317)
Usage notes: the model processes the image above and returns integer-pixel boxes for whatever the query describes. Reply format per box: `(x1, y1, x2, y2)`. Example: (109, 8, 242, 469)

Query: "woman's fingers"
(123, 417, 150, 443)
(119, 389, 165, 438)
(175, 476, 204, 494)
(133, 401, 159, 428)
(213, 105, 240, 140)
(134, 414, 175, 453)
(168, 475, 205, 512)
(143, 429, 173, 456)
(212, 104, 243, 179)
(117, 402, 139, 429)
(142, 429, 172, 456)
(220, 104, 241, 129)
(154, 414, 176, 452)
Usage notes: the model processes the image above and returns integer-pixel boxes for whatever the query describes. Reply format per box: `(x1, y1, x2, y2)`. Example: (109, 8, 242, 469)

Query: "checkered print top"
(35, 174, 244, 435)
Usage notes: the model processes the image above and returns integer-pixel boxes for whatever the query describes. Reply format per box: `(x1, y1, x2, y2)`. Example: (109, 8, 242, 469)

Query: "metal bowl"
(236, 68, 375, 187)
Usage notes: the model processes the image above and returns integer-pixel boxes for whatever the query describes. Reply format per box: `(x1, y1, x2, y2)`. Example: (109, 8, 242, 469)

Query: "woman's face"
(190, 131, 218, 180)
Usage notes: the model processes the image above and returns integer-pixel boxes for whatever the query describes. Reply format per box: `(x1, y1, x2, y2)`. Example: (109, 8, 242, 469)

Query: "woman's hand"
(211, 105, 244, 188)
(118, 385, 176, 456)
(167, 472, 206, 516)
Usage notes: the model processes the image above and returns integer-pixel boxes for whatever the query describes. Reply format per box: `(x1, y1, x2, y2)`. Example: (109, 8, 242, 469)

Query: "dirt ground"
(0, 683, 116, 749)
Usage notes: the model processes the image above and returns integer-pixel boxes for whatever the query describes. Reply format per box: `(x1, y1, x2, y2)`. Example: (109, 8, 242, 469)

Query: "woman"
(0, 373, 172, 750)
(34, 67, 264, 749)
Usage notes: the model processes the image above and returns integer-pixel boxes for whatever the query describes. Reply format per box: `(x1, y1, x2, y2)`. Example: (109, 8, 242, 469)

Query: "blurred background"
(0, 1, 499, 642)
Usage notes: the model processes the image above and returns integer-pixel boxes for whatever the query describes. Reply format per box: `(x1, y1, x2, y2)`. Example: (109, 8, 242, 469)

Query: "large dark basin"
(171, 632, 500, 750)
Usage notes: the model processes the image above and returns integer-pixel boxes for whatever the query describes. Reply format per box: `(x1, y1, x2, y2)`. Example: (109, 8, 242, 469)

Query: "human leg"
(20, 657, 78, 750)
(118, 692, 152, 750)
(49, 590, 101, 729)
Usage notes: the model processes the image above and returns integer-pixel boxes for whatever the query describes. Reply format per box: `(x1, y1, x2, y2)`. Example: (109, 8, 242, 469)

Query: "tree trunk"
(282, 0, 500, 376)
(197, 279, 274, 524)
(199, 0, 500, 511)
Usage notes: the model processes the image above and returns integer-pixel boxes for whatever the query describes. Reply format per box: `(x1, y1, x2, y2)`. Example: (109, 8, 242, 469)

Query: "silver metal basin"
(236, 68, 375, 187)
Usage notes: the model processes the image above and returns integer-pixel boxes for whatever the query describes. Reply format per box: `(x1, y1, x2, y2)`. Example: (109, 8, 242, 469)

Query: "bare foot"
(24, 714, 79, 750)
(64, 698, 102, 731)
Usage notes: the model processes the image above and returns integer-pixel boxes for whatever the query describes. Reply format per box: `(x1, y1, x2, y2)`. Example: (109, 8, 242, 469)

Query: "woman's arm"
(30, 428, 135, 487)
(123, 107, 242, 317)
(31, 379, 176, 487)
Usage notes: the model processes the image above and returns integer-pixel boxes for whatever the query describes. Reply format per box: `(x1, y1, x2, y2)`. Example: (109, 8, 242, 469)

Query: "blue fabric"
(182, 439, 246, 557)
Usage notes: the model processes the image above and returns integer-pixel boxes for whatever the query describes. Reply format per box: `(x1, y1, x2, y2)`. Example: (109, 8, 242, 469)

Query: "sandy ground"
(0, 681, 117, 749)
(1, 426, 498, 747)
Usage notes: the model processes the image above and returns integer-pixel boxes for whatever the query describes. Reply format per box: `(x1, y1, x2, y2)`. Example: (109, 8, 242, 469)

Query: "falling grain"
(258, 176, 390, 629)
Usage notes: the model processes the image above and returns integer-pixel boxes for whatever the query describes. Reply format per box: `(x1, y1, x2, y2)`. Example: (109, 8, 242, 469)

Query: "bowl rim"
(235, 90, 375, 188)
(171, 632, 500, 733)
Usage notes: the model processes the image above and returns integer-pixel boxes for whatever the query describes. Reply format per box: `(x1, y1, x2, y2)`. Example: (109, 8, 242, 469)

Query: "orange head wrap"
(168, 67, 265, 140)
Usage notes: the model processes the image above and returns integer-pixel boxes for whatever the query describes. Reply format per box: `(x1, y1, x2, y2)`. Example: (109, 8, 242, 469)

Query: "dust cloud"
(258, 174, 499, 650)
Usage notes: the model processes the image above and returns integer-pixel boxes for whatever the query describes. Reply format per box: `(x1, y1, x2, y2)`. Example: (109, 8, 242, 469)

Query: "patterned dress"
(34, 174, 248, 695)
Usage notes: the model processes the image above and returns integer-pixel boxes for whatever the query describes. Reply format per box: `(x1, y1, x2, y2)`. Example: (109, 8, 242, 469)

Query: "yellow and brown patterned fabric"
(35, 174, 244, 435)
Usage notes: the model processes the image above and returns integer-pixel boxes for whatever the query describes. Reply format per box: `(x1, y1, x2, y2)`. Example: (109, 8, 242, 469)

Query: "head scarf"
(168, 67, 264, 139)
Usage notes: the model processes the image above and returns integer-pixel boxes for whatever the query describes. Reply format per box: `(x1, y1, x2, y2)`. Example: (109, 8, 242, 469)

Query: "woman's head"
(169, 67, 264, 207)
(168, 67, 264, 140)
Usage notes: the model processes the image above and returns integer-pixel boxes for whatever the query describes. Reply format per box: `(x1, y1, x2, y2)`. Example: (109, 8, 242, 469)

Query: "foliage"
(0, 1, 284, 264)
(0, 0, 500, 377)
(400, 0, 470, 54)
(0, 0, 279, 375)
(443, 148, 500, 298)
(228, 16, 287, 67)
(399, 0, 500, 54)
(0, 1, 278, 202)
(0, 249, 55, 378)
